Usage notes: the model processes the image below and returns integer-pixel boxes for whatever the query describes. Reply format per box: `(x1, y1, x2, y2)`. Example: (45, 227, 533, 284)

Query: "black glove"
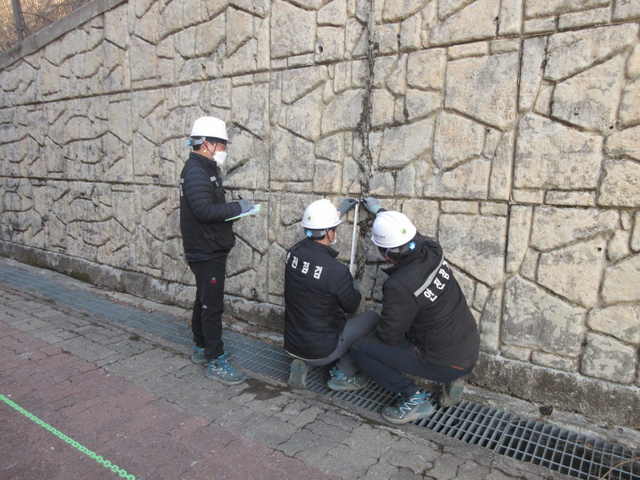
(338, 198, 358, 215)
(238, 198, 252, 213)
(362, 197, 381, 214)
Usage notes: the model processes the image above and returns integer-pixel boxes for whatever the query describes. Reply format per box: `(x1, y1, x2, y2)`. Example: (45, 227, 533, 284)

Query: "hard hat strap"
(306, 226, 338, 240)
(306, 229, 328, 239)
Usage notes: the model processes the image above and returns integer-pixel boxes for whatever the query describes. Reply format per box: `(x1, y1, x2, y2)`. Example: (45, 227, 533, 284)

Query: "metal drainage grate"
(414, 404, 640, 480)
(225, 331, 640, 480)
(497, 423, 640, 480)
(1, 261, 639, 480)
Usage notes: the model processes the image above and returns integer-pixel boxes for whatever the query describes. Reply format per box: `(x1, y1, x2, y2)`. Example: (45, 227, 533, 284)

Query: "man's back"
(379, 235, 480, 369)
(284, 238, 361, 359)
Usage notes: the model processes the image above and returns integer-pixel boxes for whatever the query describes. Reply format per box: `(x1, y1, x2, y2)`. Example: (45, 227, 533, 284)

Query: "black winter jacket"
(378, 233, 480, 369)
(179, 152, 242, 262)
(284, 238, 362, 359)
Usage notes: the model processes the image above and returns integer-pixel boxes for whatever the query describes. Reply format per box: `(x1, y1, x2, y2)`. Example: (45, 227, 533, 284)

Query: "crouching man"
(284, 199, 380, 391)
(352, 198, 480, 424)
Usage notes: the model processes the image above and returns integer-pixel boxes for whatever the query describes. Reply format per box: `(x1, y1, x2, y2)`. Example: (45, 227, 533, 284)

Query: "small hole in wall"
(316, 45, 324, 54)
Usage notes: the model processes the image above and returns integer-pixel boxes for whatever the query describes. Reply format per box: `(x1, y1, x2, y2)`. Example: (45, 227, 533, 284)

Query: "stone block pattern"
(1, 0, 639, 412)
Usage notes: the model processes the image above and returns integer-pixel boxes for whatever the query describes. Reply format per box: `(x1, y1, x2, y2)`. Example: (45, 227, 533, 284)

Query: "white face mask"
(330, 230, 337, 246)
(213, 150, 227, 165)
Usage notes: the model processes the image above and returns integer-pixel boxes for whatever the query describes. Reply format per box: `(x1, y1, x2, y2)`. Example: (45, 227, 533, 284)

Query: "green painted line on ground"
(0, 393, 139, 480)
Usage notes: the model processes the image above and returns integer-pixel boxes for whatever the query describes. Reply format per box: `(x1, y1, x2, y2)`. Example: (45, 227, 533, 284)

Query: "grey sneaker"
(438, 379, 464, 408)
(327, 367, 370, 391)
(381, 391, 434, 424)
(191, 346, 207, 364)
(206, 352, 246, 385)
(288, 359, 308, 390)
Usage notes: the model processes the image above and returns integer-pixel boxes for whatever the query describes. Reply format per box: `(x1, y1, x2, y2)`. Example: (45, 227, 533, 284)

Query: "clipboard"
(226, 203, 262, 221)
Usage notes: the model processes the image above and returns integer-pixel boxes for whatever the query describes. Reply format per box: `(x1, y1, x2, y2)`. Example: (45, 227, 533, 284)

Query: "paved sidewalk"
(0, 265, 577, 480)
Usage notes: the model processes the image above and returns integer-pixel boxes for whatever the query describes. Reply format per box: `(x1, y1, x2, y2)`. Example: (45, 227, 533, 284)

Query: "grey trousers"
(303, 310, 381, 376)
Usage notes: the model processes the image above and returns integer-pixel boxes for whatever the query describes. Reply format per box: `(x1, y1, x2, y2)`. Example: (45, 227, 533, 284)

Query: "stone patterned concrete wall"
(1, 0, 639, 426)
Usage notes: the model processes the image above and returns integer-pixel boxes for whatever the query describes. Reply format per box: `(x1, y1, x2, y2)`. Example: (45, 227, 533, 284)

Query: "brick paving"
(0, 272, 575, 480)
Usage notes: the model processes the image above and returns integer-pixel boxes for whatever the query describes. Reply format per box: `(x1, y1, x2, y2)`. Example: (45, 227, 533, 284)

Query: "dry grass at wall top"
(0, 0, 88, 51)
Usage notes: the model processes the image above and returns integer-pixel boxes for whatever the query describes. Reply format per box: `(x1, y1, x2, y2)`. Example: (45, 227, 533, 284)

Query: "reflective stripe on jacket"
(377, 233, 480, 368)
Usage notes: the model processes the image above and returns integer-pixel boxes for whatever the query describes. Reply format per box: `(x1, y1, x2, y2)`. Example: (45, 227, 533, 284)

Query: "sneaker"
(381, 391, 434, 424)
(206, 352, 246, 385)
(288, 359, 308, 390)
(327, 367, 370, 391)
(438, 379, 464, 408)
(191, 346, 207, 364)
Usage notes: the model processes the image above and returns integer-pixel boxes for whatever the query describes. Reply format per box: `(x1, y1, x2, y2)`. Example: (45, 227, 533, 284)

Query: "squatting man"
(285, 197, 480, 424)
(284, 199, 379, 392)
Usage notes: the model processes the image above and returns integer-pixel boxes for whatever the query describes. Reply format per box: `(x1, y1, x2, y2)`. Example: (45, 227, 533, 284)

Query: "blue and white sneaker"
(381, 391, 434, 424)
(327, 366, 370, 391)
(206, 352, 246, 385)
(191, 346, 207, 364)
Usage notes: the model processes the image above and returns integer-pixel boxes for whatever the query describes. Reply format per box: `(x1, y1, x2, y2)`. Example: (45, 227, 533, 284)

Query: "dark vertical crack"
(352, 2, 378, 281)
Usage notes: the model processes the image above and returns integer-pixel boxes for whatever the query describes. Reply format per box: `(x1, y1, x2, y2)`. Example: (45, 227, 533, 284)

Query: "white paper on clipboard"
(226, 203, 262, 221)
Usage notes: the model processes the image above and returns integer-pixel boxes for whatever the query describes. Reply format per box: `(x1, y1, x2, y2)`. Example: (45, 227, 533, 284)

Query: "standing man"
(180, 116, 251, 385)
(284, 199, 380, 391)
(352, 198, 480, 424)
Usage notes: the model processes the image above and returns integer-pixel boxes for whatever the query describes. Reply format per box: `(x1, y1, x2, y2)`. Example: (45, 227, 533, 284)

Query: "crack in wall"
(351, 0, 379, 282)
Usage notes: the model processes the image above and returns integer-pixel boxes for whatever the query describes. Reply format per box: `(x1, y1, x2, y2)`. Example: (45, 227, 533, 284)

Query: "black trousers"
(189, 256, 227, 362)
(352, 333, 475, 398)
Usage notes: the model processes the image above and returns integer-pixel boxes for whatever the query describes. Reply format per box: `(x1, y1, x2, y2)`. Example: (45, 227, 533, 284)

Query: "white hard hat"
(371, 211, 417, 249)
(190, 117, 231, 144)
(301, 199, 342, 233)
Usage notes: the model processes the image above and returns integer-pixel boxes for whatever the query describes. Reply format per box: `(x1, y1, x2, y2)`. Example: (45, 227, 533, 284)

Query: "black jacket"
(284, 238, 362, 359)
(377, 233, 480, 368)
(179, 152, 242, 262)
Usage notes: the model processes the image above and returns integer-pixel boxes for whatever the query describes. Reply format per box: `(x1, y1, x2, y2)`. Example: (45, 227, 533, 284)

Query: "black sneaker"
(438, 379, 464, 408)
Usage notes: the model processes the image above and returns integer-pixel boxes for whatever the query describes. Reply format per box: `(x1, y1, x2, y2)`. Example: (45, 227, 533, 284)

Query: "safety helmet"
(301, 199, 342, 238)
(371, 211, 417, 249)
(189, 117, 231, 146)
